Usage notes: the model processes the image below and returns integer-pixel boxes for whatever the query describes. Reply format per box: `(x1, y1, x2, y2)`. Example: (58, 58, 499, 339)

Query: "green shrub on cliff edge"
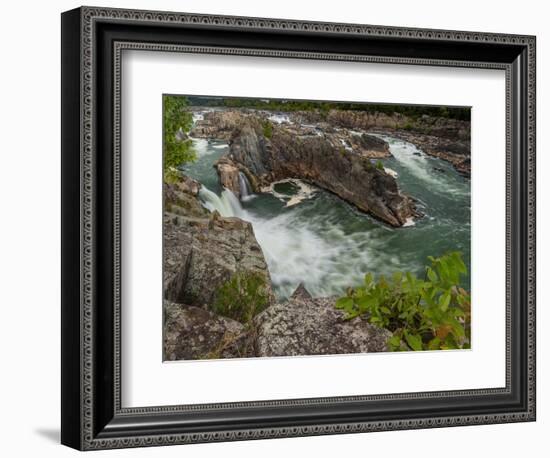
(213, 271, 270, 323)
(335, 252, 471, 351)
(163, 95, 196, 183)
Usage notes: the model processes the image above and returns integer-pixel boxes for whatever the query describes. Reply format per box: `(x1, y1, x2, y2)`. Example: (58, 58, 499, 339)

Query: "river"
(183, 126, 471, 300)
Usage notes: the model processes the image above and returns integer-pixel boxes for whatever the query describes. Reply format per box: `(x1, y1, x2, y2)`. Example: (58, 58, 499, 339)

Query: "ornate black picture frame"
(61, 6, 536, 450)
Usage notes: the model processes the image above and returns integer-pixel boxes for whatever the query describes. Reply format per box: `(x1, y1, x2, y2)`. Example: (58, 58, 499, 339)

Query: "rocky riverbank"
(192, 108, 471, 177)
(293, 108, 471, 175)
(163, 174, 391, 360)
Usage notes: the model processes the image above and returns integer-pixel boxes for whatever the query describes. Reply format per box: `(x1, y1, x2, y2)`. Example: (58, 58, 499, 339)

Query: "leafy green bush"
(376, 160, 384, 171)
(213, 271, 270, 323)
(163, 95, 196, 183)
(335, 252, 470, 351)
(403, 122, 414, 131)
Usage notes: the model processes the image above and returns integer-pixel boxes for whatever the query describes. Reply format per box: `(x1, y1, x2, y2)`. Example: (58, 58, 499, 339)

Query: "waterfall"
(238, 172, 254, 201)
(188, 131, 470, 300)
(198, 186, 244, 218)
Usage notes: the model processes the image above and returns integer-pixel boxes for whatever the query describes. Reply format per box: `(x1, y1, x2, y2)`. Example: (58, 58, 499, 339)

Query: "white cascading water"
(198, 187, 242, 217)
(238, 172, 253, 200)
(375, 135, 469, 197)
(188, 120, 470, 299)
(267, 113, 291, 124)
(197, 184, 382, 299)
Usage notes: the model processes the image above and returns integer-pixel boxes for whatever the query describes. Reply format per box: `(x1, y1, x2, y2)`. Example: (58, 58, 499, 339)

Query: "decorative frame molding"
(61, 6, 536, 450)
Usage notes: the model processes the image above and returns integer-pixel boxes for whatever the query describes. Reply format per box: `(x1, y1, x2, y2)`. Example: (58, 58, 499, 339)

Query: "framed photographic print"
(61, 6, 536, 450)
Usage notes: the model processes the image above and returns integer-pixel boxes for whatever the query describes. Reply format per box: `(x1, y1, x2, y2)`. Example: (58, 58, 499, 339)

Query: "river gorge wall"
(163, 176, 391, 360)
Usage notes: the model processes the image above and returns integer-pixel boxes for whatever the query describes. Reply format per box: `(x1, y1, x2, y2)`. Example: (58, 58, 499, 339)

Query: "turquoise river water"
(183, 129, 471, 300)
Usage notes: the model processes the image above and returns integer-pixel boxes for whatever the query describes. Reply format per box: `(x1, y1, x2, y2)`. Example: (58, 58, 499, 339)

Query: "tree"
(163, 95, 196, 182)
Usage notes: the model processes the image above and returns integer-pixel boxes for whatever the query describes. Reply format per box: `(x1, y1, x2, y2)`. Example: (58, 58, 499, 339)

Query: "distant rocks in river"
(189, 110, 258, 141)
(192, 108, 471, 177)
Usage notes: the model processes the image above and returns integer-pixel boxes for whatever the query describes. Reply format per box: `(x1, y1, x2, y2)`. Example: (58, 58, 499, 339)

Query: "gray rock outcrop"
(163, 178, 273, 310)
(223, 121, 417, 227)
(164, 302, 253, 360)
(253, 284, 392, 357)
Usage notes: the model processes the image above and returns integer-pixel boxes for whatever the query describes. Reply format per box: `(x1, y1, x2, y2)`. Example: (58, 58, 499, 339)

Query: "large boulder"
(164, 204, 273, 310)
(228, 121, 417, 227)
(353, 133, 391, 158)
(163, 302, 252, 360)
(253, 285, 392, 357)
(214, 156, 241, 197)
(164, 178, 208, 219)
(163, 171, 274, 345)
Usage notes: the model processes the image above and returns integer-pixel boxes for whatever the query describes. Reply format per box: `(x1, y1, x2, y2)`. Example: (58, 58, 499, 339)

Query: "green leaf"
(439, 290, 451, 311)
(428, 337, 441, 350)
(332, 251, 469, 351)
(356, 295, 377, 311)
(427, 267, 438, 283)
(451, 307, 465, 318)
(448, 318, 466, 338)
(404, 331, 423, 351)
(335, 296, 354, 311)
(388, 335, 402, 350)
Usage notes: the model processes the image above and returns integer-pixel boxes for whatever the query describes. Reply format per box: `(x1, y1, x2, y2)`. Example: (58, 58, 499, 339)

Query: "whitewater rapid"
(184, 131, 470, 300)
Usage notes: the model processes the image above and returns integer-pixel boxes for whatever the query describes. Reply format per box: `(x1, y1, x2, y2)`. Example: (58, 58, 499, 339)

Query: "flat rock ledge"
(253, 285, 392, 357)
(164, 284, 392, 360)
(164, 302, 252, 360)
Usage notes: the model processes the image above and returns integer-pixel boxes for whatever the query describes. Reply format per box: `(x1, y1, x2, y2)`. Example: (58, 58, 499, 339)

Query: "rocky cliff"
(163, 177, 274, 309)
(163, 173, 393, 360)
(219, 120, 417, 227)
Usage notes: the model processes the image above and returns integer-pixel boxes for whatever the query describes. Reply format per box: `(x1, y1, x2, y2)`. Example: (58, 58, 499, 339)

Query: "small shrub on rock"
(213, 271, 270, 323)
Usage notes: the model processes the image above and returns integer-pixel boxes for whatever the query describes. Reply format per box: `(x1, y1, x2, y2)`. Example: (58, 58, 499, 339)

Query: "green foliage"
(213, 271, 270, 323)
(376, 160, 384, 171)
(335, 252, 471, 351)
(403, 122, 414, 131)
(262, 120, 273, 139)
(163, 95, 196, 182)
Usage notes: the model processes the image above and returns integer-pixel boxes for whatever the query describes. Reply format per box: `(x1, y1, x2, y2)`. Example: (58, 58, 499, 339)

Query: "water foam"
(198, 185, 384, 299)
